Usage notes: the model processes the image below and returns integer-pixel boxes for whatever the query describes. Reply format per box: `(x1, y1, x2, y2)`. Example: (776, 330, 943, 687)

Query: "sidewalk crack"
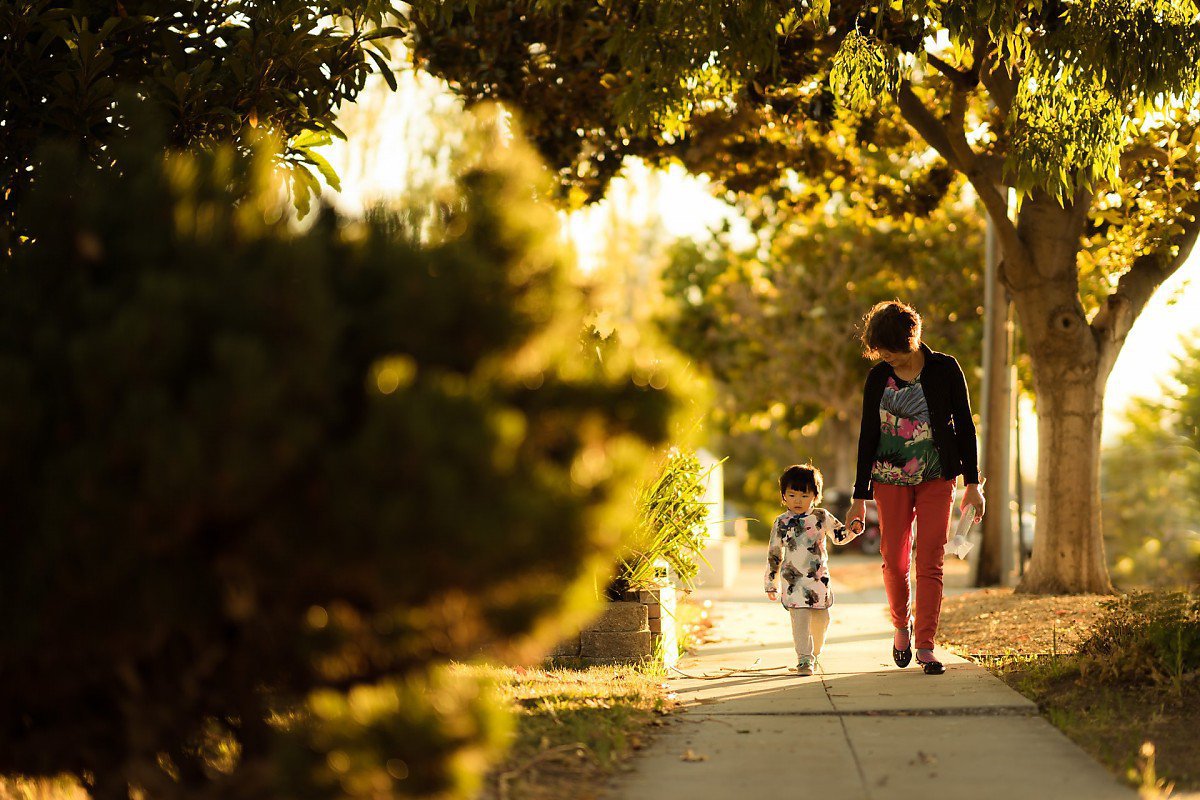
(689, 706, 1036, 717)
(822, 669, 873, 800)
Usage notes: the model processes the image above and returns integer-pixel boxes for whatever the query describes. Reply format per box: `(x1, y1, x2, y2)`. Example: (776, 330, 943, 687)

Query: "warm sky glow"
(1105, 252, 1200, 438)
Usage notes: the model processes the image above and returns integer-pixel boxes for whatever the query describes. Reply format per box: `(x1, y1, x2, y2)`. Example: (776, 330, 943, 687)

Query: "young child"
(764, 464, 863, 675)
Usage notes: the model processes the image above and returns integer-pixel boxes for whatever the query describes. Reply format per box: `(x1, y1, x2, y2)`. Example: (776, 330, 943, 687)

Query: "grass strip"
(462, 662, 672, 800)
(942, 589, 1200, 796)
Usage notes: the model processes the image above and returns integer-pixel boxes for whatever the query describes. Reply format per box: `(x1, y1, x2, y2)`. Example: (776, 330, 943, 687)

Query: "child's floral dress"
(764, 509, 858, 609)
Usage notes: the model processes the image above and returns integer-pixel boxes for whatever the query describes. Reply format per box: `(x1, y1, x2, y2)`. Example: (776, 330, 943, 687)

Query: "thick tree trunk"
(1006, 196, 1116, 594)
(895, 78, 1200, 595)
(1016, 361, 1113, 593)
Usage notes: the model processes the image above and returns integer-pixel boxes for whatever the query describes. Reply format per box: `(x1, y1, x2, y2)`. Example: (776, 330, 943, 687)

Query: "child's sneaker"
(795, 657, 815, 676)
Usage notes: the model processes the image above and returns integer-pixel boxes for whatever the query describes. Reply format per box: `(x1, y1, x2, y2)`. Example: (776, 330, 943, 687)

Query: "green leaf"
(292, 129, 333, 149)
(290, 166, 317, 218)
(302, 148, 342, 192)
(365, 47, 397, 91)
(362, 26, 405, 41)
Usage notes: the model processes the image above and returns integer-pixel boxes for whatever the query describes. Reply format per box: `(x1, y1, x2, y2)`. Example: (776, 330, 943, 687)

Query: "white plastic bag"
(945, 505, 976, 559)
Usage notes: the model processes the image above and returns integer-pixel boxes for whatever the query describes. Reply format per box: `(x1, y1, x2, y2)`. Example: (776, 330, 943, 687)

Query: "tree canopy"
(0, 0, 402, 243)
(403, 0, 1200, 592)
(657, 185, 984, 507)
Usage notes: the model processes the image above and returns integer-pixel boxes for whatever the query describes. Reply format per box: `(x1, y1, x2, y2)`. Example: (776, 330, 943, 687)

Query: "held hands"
(833, 516, 864, 544)
(962, 483, 985, 522)
(848, 498, 866, 529)
(844, 496, 864, 527)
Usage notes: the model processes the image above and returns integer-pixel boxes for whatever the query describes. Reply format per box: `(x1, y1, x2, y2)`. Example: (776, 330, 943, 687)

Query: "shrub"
(1077, 593, 1200, 689)
(0, 116, 676, 799)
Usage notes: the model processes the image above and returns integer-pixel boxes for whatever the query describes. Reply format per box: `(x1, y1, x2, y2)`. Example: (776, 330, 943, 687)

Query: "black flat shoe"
(892, 628, 912, 668)
(915, 656, 945, 675)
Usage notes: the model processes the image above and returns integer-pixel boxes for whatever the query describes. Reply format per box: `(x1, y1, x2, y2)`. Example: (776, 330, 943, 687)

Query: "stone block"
(649, 617, 662, 635)
(546, 634, 581, 657)
(580, 629, 652, 660)
(585, 601, 648, 633)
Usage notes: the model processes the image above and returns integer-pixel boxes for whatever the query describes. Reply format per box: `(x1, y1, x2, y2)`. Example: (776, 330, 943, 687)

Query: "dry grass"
(939, 587, 1110, 655)
(468, 663, 672, 800)
(941, 589, 1200, 794)
(0, 663, 671, 800)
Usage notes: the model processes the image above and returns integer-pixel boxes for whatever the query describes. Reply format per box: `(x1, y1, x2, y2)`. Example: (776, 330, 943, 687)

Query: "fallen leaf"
(681, 749, 708, 762)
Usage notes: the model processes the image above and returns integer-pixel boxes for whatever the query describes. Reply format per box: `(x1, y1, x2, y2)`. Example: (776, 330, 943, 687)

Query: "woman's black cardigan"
(852, 343, 981, 500)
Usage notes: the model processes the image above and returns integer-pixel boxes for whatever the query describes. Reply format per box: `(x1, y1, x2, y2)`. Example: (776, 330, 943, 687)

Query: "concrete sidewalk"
(611, 553, 1133, 800)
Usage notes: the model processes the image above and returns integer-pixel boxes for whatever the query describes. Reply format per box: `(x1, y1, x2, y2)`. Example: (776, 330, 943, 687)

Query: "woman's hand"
(848, 498, 866, 527)
(962, 484, 985, 522)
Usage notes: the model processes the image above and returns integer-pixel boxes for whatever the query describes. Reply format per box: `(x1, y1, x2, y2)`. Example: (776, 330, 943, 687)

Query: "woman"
(847, 300, 985, 675)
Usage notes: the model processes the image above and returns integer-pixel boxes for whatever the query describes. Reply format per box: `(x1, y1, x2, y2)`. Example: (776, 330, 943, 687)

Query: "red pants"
(874, 479, 955, 650)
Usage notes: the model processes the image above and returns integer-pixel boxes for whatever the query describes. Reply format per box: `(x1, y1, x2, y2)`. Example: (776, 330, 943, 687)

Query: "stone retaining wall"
(549, 586, 678, 667)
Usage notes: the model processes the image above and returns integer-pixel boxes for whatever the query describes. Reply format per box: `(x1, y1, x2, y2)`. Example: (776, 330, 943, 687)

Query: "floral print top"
(870, 373, 943, 486)
(764, 508, 860, 610)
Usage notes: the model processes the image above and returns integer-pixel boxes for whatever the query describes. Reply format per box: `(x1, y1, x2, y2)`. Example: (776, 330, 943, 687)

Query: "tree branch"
(1069, 186, 1095, 240)
(895, 80, 1029, 270)
(1092, 202, 1200, 366)
(969, 31, 989, 83)
(895, 80, 967, 167)
(979, 56, 1017, 116)
(1119, 143, 1170, 170)
(926, 53, 976, 89)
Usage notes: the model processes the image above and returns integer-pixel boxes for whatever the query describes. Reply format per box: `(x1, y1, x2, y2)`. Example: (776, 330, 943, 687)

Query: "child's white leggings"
(789, 607, 830, 661)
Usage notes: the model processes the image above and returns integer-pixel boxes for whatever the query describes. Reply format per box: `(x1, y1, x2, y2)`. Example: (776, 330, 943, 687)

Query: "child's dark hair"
(861, 300, 922, 358)
(779, 464, 823, 502)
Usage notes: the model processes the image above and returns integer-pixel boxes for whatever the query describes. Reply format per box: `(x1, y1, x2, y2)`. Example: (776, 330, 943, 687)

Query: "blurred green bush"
(581, 324, 712, 597)
(1102, 331, 1200, 589)
(1078, 593, 1200, 692)
(0, 115, 676, 799)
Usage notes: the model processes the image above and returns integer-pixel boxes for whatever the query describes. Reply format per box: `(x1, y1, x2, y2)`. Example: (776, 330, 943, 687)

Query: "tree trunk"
(1016, 360, 1113, 593)
(1006, 196, 1116, 594)
(821, 412, 856, 493)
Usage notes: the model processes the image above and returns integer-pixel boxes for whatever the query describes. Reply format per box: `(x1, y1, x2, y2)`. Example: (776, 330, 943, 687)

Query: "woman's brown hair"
(861, 300, 922, 358)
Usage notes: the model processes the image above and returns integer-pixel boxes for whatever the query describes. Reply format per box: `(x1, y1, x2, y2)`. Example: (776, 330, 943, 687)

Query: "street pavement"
(610, 551, 1134, 800)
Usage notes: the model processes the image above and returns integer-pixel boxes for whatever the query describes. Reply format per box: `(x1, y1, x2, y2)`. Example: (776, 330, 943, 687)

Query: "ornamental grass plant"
(613, 449, 716, 595)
